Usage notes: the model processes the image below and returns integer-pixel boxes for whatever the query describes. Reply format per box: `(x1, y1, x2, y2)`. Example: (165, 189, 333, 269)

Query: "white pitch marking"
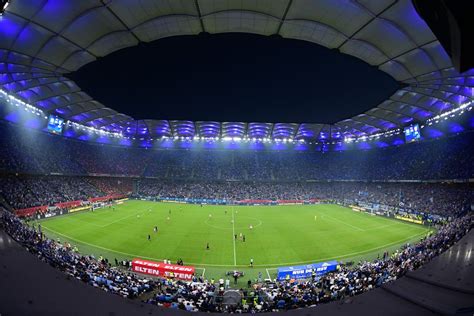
(99, 211, 145, 228)
(232, 207, 237, 266)
(41, 222, 428, 268)
(322, 214, 365, 231)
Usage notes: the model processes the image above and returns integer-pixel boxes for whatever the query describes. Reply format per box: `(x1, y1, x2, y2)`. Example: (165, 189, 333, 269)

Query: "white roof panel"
(0, 0, 471, 140)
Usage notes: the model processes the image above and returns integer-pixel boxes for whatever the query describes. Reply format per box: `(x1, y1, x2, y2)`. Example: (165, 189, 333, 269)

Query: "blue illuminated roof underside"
(0, 0, 472, 140)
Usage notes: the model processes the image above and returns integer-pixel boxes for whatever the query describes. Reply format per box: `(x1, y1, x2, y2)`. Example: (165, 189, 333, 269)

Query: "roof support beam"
(80, 111, 118, 124)
(337, 0, 399, 50)
(352, 116, 386, 131)
(377, 104, 433, 121)
(413, 84, 474, 100)
(101, 0, 141, 42)
(400, 88, 457, 108)
(389, 96, 440, 113)
(7, 10, 99, 67)
(347, 120, 373, 133)
(410, 66, 455, 83)
(13, 80, 70, 94)
(276, 0, 293, 35)
(314, 124, 324, 140)
(48, 95, 93, 114)
(365, 110, 402, 126)
(335, 122, 367, 136)
(0, 74, 57, 86)
(32, 89, 80, 103)
(194, 0, 206, 33)
(94, 117, 131, 129)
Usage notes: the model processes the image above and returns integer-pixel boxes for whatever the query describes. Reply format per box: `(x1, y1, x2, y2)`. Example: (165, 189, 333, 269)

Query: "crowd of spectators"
(256, 214, 473, 312)
(0, 124, 86, 175)
(1, 121, 472, 313)
(0, 175, 471, 217)
(87, 177, 133, 195)
(139, 134, 474, 181)
(0, 122, 473, 181)
(137, 181, 472, 217)
(2, 210, 156, 298)
(0, 176, 104, 210)
(2, 208, 472, 313)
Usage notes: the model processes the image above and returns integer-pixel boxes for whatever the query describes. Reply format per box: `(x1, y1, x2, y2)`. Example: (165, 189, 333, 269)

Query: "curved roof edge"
(0, 0, 472, 140)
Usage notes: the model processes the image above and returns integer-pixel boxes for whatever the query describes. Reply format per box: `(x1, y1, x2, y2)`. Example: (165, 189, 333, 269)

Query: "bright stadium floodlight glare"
(0, 85, 471, 145)
(426, 100, 473, 123)
(1, 0, 9, 14)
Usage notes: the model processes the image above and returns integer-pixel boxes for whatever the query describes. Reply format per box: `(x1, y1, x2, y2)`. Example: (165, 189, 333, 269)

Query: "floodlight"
(1, 1, 9, 14)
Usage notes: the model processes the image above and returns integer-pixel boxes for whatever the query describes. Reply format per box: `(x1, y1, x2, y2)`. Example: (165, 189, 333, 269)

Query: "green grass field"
(37, 200, 432, 287)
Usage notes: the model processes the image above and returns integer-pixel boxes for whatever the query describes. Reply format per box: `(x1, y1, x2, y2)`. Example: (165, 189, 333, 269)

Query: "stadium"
(0, 0, 473, 315)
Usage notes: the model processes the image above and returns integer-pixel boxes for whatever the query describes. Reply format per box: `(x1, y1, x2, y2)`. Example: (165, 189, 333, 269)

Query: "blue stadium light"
(0, 84, 471, 146)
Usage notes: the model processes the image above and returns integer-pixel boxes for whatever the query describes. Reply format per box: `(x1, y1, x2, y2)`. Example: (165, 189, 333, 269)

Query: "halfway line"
(231, 207, 237, 266)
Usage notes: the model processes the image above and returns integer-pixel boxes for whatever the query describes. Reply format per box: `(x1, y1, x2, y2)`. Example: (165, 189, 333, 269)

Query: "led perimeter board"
(277, 261, 338, 281)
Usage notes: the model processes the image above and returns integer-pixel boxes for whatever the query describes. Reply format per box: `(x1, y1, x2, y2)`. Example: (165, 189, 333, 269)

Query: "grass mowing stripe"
(40, 224, 429, 267)
(37, 200, 431, 285)
(231, 206, 237, 266)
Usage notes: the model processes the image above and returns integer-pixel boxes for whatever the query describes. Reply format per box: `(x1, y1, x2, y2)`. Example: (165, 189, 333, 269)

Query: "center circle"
(204, 215, 262, 230)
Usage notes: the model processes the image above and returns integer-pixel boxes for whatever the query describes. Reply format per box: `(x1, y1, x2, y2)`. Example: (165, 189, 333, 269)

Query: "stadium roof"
(0, 0, 473, 140)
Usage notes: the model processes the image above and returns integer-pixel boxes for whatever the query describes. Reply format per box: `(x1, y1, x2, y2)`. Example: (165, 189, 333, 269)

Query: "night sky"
(67, 33, 401, 124)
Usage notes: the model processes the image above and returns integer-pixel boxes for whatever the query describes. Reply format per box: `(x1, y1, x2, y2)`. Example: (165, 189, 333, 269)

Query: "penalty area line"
(266, 268, 271, 280)
(321, 214, 365, 231)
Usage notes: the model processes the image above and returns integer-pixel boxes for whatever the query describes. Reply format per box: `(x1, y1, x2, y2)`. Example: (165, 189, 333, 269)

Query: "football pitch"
(38, 200, 432, 286)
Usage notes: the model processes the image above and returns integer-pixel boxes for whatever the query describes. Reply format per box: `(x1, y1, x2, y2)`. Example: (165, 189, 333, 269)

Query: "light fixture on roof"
(0, 0, 10, 14)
